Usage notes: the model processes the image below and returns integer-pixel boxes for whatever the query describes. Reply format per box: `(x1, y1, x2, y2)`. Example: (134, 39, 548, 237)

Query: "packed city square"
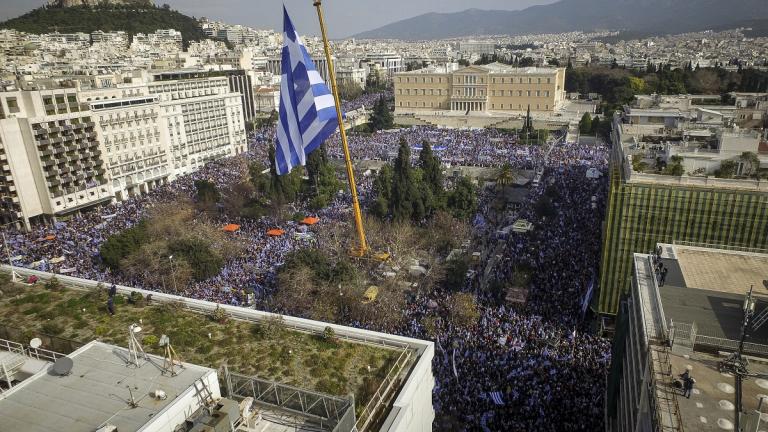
(1, 99, 612, 430)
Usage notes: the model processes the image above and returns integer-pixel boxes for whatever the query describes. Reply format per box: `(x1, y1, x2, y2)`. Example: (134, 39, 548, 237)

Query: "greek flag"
(275, 6, 339, 175)
(488, 391, 505, 406)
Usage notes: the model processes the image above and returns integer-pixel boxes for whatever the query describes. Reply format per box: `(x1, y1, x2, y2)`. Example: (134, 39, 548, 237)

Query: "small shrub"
(129, 291, 145, 307)
(94, 325, 109, 336)
(210, 305, 228, 323)
(142, 334, 159, 346)
(197, 343, 213, 354)
(45, 277, 64, 292)
(41, 322, 63, 335)
(250, 323, 264, 339)
(322, 326, 336, 341)
(113, 295, 125, 305)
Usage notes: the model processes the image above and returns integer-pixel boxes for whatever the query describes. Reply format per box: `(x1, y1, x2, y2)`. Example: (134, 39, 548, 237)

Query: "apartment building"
(148, 70, 247, 175)
(0, 71, 248, 228)
(394, 63, 566, 114)
(0, 87, 111, 228)
(82, 87, 171, 202)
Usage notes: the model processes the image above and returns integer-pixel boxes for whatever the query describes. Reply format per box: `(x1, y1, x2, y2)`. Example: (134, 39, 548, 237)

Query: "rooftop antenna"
(126, 324, 146, 367)
(719, 285, 768, 432)
(158, 334, 183, 376)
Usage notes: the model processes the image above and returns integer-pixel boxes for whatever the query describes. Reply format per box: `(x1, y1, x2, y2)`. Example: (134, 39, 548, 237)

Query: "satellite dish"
(159, 335, 169, 347)
(130, 324, 142, 333)
(30, 338, 42, 349)
(52, 357, 74, 376)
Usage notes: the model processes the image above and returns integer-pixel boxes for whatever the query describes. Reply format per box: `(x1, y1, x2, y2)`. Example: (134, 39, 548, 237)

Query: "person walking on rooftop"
(683, 376, 695, 398)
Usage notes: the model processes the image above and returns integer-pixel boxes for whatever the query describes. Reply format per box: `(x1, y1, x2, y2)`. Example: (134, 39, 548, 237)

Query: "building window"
(6, 97, 19, 113)
(547, 78, 551, 84)
(536, 91, 540, 97)
(518, 91, 523, 97)
(527, 91, 531, 97)
(545, 91, 550, 97)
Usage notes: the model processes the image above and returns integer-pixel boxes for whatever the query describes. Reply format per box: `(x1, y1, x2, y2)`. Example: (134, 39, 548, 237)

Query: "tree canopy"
(0, 4, 207, 47)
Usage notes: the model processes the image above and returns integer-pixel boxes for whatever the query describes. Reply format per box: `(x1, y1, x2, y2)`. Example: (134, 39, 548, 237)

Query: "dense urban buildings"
(598, 99, 768, 315)
(0, 69, 247, 228)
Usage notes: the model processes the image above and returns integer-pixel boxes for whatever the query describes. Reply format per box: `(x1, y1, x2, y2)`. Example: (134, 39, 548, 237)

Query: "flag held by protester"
(275, 6, 339, 175)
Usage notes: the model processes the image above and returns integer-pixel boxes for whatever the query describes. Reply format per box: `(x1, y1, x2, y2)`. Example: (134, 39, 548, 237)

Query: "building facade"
(85, 90, 171, 202)
(394, 63, 566, 114)
(148, 70, 247, 176)
(0, 71, 248, 228)
(0, 88, 111, 228)
(598, 116, 768, 315)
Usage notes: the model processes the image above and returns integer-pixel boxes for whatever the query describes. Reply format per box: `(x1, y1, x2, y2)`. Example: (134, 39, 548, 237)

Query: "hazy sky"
(0, 0, 557, 38)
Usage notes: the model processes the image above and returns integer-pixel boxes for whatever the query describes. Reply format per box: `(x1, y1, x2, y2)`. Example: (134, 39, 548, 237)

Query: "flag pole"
(313, 0, 368, 256)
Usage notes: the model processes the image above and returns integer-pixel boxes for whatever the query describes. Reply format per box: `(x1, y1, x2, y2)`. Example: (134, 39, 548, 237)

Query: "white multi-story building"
(82, 87, 171, 201)
(147, 70, 247, 175)
(0, 70, 248, 227)
(0, 88, 111, 228)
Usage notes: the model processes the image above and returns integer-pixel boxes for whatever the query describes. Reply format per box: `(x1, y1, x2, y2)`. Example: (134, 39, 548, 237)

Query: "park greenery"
(0, 4, 208, 46)
(565, 63, 768, 116)
(0, 280, 402, 407)
(368, 95, 394, 132)
(371, 138, 477, 223)
(100, 201, 238, 290)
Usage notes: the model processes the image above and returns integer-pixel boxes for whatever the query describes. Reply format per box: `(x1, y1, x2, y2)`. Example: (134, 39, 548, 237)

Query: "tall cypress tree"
(419, 140, 444, 202)
(391, 137, 414, 222)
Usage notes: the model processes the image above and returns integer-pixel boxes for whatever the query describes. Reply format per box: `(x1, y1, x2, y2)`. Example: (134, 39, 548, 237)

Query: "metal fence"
(0, 323, 81, 359)
(224, 368, 356, 432)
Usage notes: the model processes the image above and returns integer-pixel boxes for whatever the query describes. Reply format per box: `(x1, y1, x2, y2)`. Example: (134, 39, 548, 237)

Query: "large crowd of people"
(1, 95, 612, 430)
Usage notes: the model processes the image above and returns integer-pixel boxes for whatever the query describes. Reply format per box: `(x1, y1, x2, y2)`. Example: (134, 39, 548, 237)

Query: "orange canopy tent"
(223, 224, 241, 232)
(301, 216, 320, 225)
(44, 235, 56, 241)
(266, 229, 285, 237)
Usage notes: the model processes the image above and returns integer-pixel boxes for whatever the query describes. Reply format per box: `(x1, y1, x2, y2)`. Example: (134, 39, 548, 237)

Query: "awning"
(301, 216, 320, 225)
(223, 224, 241, 232)
(267, 229, 285, 237)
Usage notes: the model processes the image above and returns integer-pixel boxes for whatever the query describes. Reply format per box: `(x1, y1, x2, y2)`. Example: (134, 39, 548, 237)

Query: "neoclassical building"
(394, 63, 566, 114)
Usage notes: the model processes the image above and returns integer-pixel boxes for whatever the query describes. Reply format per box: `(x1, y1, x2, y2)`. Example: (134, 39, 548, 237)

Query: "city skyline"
(0, 0, 557, 38)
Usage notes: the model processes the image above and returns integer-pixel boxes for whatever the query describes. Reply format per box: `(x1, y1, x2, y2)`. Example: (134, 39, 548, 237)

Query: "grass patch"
(0, 282, 404, 411)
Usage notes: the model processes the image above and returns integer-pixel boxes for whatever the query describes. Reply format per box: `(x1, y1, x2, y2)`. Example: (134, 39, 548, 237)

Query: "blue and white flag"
(489, 391, 505, 406)
(275, 6, 339, 175)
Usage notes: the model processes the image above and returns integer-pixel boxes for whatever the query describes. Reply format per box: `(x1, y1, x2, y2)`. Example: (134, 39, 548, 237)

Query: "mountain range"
(352, 0, 768, 40)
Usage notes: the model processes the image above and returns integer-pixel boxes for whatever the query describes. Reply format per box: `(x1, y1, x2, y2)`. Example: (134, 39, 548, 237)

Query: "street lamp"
(168, 255, 178, 293)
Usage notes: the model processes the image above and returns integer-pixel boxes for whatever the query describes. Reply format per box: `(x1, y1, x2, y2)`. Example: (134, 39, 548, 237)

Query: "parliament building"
(394, 63, 566, 115)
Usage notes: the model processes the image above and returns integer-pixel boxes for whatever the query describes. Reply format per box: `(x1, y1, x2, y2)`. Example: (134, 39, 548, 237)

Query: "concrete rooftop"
(0, 341, 215, 432)
(670, 350, 768, 432)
